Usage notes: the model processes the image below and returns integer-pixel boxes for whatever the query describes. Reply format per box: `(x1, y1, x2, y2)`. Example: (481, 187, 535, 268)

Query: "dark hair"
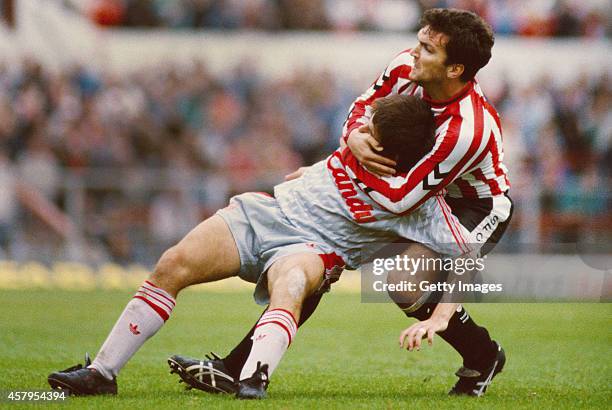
(372, 95, 435, 173)
(420, 8, 494, 82)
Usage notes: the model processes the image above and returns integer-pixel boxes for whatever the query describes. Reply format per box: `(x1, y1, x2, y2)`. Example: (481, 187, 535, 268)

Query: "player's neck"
(423, 79, 468, 103)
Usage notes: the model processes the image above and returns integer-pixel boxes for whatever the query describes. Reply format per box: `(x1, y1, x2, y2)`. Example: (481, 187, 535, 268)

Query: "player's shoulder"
(381, 49, 415, 83)
(455, 81, 501, 117)
(388, 49, 415, 69)
(471, 81, 502, 122)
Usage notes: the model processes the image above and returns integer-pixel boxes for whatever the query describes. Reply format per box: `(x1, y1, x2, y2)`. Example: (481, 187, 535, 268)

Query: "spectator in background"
(123, 0, 159, 27)
(90, 0, 124, 27)
(554, 0, 581, 36)
(0, 148, 17, 256)
(150, 189, 200, 250)
(16, 127, 61, 202)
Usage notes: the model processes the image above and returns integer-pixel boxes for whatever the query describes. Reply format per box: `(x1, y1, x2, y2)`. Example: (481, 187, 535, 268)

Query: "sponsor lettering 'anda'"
(327, 152, 376, 223)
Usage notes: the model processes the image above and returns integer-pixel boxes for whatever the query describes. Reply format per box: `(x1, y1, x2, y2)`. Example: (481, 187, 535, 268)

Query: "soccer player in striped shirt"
(185, 8, 513, 398)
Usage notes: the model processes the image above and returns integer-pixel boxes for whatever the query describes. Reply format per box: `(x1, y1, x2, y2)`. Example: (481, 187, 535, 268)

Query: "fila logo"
(475, 215, 499, 241)
(129, 323, 141, 335)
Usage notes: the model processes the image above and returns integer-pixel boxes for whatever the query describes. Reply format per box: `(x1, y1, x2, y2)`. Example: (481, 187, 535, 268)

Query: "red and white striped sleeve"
(343, 92, 492, 215)
(341, 49, 415, 143)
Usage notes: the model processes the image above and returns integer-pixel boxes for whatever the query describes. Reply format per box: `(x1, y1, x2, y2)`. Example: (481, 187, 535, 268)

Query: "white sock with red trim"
(239, 308, 297, 381)
(90, 280, 175, 380)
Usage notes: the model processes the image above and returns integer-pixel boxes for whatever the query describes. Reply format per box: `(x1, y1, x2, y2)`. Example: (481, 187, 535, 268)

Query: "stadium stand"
(67, 0, 611, 37)
(0, 0, 609, 265)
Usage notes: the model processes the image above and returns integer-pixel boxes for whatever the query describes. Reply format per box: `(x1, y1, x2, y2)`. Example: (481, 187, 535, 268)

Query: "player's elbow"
(379, 200, 410, 215)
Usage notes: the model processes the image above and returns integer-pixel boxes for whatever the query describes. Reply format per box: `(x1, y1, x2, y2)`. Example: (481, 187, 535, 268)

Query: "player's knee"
(269, 266, 311, 312)
(388, 261, 448, 311)
(285, 267, 310, 301)
(150, 246, 190, 292)
(386, 269, 422, 309)
(271, 266, 309, 300)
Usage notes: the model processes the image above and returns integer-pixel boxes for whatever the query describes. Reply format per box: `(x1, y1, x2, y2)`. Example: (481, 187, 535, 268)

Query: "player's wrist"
(434, 316, 449, 328)
(430, 303, 458, 325)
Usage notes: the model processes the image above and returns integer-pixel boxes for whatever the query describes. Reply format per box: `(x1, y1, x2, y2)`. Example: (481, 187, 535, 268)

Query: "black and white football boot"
(168, 353, 237, 394)
(449, 341, 506, 397)
(236, 362, 269, 400)
(47, 353, 117, 396)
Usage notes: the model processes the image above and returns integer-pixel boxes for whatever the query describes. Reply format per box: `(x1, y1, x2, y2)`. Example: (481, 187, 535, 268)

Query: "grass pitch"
(1, 289, 610, 409)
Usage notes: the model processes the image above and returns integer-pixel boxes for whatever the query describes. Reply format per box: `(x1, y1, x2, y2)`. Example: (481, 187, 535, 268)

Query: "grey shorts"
(216, 192, 345, 305)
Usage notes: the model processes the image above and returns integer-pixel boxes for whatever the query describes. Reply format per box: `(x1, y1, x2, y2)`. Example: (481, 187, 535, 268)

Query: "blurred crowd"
(0, 56, 609, 264)
(0, 57, 351, 263)
(78, 0, 611, 37)
(494, 74, 611, 250)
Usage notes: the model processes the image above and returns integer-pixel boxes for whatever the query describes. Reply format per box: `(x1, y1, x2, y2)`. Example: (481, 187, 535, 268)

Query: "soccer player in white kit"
(47, 95, 441, 399)
(174, 8, 513, 398)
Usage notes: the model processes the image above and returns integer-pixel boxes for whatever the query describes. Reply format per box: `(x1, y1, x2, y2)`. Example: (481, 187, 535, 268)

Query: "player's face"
(409, 26, 450, 85)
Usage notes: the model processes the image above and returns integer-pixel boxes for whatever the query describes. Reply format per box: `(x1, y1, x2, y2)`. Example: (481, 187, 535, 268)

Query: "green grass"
(1, 289, 610, 409)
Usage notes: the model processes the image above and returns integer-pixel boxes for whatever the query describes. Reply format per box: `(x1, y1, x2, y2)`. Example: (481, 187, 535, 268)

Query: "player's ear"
(446, 63, 464, 80)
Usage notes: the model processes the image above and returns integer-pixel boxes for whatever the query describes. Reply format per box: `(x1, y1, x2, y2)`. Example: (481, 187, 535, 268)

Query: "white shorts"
(216, 192, 345, 305)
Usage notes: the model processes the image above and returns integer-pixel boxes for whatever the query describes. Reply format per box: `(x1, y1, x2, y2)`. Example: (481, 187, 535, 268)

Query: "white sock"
(90, 280, 175, 379)
(240, 308, 297, 381)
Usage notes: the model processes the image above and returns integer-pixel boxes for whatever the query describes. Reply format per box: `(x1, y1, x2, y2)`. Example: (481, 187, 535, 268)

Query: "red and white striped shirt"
(341, 49, 510, 215)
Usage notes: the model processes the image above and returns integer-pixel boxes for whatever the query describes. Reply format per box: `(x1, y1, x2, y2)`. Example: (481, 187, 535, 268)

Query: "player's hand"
(347, 125, 397, 177)
(284, 166, 309, 181)
(399, 318, 449, 351)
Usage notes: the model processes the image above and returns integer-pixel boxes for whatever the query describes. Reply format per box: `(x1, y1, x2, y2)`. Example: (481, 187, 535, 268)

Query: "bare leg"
(91, 215, 241, 378)
(240, 253, 324, 380)
(149, 215, 241, 296)
(222, 294, 324, 380)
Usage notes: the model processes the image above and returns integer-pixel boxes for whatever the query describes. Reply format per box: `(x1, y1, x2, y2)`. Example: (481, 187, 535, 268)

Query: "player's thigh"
(267, 253, 324, 308)
(155, 215, 241, 286)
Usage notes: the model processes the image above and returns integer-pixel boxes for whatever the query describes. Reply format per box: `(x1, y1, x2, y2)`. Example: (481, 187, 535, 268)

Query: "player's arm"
(399, 303, 459, 350)
(342, 50, 414, 176)
(345, 119, 476, 215)
(399, 252, 473, 350)
(347, 125, 396, 177)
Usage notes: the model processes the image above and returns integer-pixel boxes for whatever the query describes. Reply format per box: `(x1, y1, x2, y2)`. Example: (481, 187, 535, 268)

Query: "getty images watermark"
(370, 253, 502, 295)
(359, 242, 611, 303)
